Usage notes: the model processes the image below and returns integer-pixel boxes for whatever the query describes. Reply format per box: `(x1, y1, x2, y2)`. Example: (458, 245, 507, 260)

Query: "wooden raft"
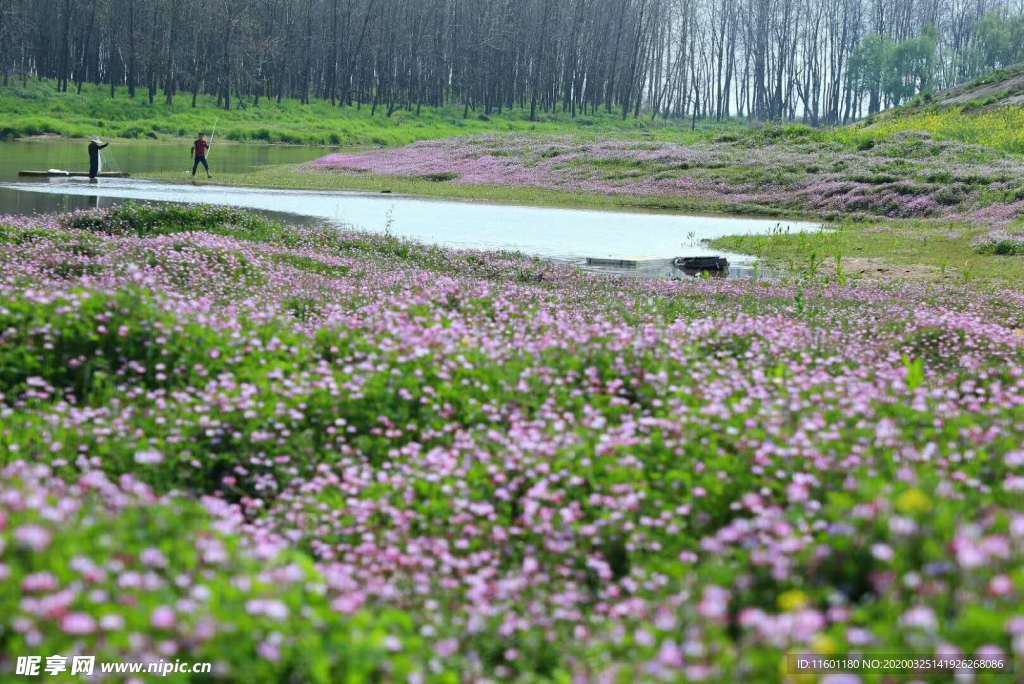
(18, 170, 130, 178)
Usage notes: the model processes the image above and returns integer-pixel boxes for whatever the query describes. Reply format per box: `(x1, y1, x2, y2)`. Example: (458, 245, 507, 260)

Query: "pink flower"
(140, 548, 168, 568)
(657, 640, 684, 668)
(134, 448, 164, 465)
(246, 599, 289, 621)
(22, 572, 59, 592)
(1004, 476, 1024, 492)
(697, 585, 730, 621)
(976, 644, 1006, 662)
(14, 524, 51, 551)
(331, 593, 366, 614)
(990, 575, 1014, 596)
(901, 606, 937, 631)
(258, 638, 281, 662)
(870, 544, 894, 562)
(150, 606, 176, 630)
(61, 613, 97, 635)
(654, 607, 678, 630)
(70, 556, 106, 583)
(100, 614, 125, 631)
(435, 638, 458, 657)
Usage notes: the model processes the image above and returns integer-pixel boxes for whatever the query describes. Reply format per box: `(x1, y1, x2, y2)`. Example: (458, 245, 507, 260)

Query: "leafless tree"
(2, 0, 1022, 124)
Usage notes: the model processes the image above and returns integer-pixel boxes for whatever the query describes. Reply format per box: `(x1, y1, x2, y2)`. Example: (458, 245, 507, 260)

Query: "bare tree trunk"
(58, 0, 71, 92)
(75, 0, 98, 94)
(127, 0, 137, 97)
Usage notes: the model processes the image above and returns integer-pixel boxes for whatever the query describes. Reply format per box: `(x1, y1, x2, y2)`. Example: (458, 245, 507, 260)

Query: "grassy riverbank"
(0, 79, 732, 146)
(145, 123, 1024, 289)
(712, 217, 1024, 286)
(2, 203, 1023, 681)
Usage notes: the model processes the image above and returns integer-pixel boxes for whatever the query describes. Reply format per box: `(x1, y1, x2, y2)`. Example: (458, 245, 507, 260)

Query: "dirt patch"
(840, 257, 941, 283)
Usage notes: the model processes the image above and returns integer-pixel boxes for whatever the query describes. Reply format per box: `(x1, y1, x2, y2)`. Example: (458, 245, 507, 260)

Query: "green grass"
(710, 217, 1024, 288)
(838, 62, 1024, 154)
(0, 78, 742, 146)
(842, 107, 1024, 154)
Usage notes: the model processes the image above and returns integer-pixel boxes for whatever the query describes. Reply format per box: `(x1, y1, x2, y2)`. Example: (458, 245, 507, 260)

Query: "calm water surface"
(0, 139, 326, 181)
(0, 139, 821, 272)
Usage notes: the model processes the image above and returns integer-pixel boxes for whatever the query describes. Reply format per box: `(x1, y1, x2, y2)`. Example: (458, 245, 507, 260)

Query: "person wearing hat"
(88, 137, 109, 180)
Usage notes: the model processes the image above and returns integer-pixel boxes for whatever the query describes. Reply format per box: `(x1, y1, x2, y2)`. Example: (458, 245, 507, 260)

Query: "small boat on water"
(673, 256, 729, 272)
(18, 170, 130, 178)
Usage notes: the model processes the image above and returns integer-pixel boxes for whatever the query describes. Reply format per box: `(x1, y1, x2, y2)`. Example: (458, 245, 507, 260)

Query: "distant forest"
(1, 0, 1023, 124)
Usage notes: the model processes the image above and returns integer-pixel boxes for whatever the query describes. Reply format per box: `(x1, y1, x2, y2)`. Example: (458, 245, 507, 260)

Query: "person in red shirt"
(191, 132, 212, 178)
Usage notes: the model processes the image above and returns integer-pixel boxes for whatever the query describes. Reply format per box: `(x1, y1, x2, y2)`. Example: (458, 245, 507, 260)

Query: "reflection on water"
(0, 183, 326, 238)
(0, 138, 330, 219)
(0, 186, 115, 214)
(0, 139, 328, 184)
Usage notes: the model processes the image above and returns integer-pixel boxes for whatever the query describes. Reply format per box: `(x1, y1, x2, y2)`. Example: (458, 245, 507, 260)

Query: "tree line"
(1, 0, 1023, 125)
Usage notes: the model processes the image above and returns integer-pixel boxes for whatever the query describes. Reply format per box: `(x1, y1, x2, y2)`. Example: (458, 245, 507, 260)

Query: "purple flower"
(134, 449, 164, 465)
(901, 606, 938, 631)
(150, 606, 177, 630)
(14, 524, 52, 551)
(698, 586, 730, 621)
(61, 613, 97, 635)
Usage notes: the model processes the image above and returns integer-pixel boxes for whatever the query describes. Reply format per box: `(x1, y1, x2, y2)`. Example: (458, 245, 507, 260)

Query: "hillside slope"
(932, 64, 1024, 108)
(858, 66, 1024, 154)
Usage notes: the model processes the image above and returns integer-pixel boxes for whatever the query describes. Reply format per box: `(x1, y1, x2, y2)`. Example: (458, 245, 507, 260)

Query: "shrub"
(60, 202, 288, 240)
(974, 232, 1024, 255)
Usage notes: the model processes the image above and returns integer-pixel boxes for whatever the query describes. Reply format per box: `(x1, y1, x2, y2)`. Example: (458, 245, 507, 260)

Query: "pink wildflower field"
(309, 131, 1024, 232)
(1, 203, 1023, 681)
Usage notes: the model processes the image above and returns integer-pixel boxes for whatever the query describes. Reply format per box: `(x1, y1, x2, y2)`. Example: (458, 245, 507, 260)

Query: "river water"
(0, 139, 821, 273)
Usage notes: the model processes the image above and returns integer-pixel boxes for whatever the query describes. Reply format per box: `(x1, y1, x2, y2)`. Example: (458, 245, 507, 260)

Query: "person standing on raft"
(191, 132, 212, 178)
(88, 138, 109, 180)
